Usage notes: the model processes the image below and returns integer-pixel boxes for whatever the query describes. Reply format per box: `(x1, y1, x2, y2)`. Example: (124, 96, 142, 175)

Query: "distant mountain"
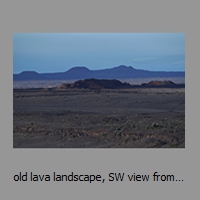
(13, 65, 185, 81)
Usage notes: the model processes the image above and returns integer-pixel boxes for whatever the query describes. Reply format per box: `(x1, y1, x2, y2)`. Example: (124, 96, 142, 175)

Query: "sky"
(13, 33, 185, 74)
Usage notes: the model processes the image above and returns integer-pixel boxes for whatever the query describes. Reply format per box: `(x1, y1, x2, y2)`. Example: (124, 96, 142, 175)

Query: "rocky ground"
(13, 87, 185, 148)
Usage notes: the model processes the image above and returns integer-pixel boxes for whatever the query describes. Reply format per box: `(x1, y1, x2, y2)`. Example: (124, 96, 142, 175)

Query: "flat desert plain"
(13, 87, 185, 148)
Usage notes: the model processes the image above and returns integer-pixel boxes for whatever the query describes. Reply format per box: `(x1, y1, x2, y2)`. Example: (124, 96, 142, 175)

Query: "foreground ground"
(13, 87, 185, 148)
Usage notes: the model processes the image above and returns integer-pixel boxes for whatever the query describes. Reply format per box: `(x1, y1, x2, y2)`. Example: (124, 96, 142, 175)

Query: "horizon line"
(13, 65, 185, 75)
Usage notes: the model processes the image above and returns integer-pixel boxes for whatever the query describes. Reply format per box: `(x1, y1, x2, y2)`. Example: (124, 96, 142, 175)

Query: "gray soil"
(13, 87, 185, 148)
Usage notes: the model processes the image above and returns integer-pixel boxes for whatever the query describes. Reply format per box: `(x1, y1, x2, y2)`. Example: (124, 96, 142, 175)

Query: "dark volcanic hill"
(142, 80, 175, 86)
(57, 79, 185, 89)
(58, 79, 132, 89)
(13, 65, 185, 81)
(141, 80, 184, 88)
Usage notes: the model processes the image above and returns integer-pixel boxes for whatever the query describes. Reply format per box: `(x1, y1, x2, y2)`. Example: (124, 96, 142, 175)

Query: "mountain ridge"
(14, 65, 185, 81)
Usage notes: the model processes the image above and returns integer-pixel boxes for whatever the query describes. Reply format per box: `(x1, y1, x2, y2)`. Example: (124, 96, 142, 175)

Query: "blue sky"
(13, 33, 185, 74)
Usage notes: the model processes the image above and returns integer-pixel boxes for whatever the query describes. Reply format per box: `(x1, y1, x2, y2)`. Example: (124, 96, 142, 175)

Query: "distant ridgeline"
(13, 65, 185, 81)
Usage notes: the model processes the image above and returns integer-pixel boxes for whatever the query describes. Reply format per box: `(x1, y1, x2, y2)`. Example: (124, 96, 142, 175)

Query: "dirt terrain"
(13, 87, 185, 148)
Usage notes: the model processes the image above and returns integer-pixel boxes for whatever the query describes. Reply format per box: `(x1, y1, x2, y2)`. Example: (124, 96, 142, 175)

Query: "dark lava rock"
(58, 78, 132, 89)
(145, 80, 176, 86)
(141, 80, 184, 88)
